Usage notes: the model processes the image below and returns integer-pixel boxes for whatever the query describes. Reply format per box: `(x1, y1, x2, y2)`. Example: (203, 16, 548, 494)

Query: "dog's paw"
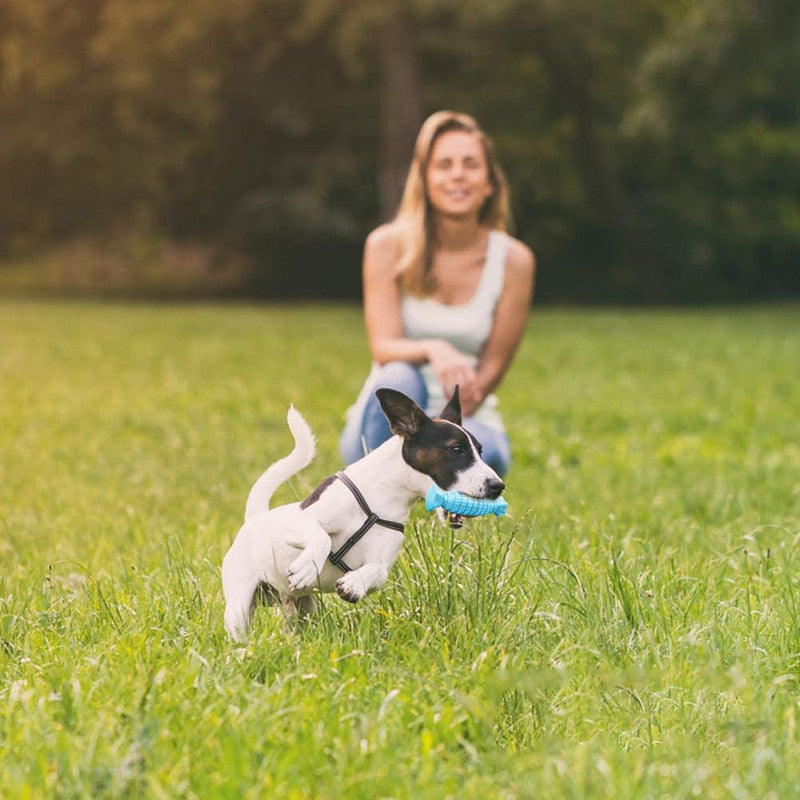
(287, 555, 321, 592)
(336, 574, 366, 604)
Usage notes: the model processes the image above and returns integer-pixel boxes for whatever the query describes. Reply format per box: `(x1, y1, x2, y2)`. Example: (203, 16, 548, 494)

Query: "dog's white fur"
(221, 395, 502, 641)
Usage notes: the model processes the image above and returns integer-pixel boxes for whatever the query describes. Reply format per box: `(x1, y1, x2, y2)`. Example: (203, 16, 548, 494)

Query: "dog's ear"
(438, 385, 462, 426)
(376, 388, 430, 438)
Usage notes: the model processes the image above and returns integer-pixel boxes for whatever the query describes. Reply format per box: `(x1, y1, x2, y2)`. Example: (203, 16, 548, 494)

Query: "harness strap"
(328, 471, 405, 573)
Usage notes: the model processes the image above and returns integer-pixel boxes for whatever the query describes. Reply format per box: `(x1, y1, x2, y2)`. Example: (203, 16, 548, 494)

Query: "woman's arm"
(363, 226, 478, 392)
(468, 238, 536, 416)
(362, 225, 424, 363)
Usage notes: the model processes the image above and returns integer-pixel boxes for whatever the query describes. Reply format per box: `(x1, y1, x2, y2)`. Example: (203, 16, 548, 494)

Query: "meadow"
(1, 299, 798, 799)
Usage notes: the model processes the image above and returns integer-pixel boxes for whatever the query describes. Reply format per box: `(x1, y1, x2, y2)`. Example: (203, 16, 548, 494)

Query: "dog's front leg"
(285, 520, 332, 593)
(336, 562, 389, 604)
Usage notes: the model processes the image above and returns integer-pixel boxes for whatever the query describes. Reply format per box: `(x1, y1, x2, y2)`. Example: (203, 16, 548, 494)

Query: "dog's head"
(376, 386, 505, 501)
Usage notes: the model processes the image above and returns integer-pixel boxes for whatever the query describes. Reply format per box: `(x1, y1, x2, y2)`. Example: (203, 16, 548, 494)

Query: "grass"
(1, 298, 798, 798)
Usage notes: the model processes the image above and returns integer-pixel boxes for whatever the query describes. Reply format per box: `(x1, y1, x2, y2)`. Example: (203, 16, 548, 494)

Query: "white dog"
(221, 387, 504, 640)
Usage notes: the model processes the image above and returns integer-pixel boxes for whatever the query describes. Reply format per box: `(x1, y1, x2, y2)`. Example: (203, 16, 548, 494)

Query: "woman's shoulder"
(364, 223, 405, 278)
(365, 223, 403, 255)
(501, 232, 536, 277)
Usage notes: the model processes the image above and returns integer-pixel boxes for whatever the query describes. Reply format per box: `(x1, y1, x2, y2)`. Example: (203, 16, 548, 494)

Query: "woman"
(340, 110, 535, 476)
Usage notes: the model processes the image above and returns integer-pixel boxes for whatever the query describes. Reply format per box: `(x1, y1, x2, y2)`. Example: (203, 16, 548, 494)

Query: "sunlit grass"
(1, 300, 798, 798)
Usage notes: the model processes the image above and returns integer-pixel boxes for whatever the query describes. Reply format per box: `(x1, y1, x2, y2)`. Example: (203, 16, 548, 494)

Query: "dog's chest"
(305, 485, 405, 568)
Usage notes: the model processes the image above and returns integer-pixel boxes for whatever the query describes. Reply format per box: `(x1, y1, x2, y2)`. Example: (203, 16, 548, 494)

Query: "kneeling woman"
(340, 110, 536, 477)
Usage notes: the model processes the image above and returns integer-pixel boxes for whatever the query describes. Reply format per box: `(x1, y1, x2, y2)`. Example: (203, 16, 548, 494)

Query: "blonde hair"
(393, 110, 511, 296)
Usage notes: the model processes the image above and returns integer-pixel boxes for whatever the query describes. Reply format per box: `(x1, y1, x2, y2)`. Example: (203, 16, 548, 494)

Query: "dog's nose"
(485, 478, 505, 499)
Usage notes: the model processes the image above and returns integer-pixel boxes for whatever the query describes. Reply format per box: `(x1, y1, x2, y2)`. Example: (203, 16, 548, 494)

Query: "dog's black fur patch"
(300, 475, 337, 509)
(403, 419, 498, 496)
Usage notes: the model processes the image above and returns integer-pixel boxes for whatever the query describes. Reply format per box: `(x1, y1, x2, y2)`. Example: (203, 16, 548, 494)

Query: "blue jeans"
(339, 361, 511, 477)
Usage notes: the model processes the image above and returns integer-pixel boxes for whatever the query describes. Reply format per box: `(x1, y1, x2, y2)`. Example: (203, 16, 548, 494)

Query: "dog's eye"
(449, 445, 464, 454)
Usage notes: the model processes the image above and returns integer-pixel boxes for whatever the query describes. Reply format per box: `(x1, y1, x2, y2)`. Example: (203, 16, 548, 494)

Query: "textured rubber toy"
(425, 485, 508, 517)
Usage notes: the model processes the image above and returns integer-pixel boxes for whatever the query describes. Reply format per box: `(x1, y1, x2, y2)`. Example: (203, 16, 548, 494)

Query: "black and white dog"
(222, 387, 504, 640)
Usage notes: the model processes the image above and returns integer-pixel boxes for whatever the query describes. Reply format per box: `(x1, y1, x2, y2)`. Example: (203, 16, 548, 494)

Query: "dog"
(221, 386, 505, 640)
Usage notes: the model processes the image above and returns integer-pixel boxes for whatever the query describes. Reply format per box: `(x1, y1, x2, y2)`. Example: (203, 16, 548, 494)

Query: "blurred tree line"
(1, 0, 798, 302)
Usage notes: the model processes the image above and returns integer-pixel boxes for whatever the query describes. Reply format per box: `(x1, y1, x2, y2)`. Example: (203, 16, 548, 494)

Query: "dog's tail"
(244, 406, 316, 521)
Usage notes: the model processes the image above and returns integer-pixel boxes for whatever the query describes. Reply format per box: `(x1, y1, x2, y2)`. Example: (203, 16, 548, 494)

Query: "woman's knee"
(463, 420, 511, 478)
(482, 442, 511, 478)
(373, 362, 427, 403)
(340, 362, 428, 464)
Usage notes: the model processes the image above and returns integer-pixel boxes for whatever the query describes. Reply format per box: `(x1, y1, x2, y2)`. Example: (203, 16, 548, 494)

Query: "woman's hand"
(425, 340, 483, 415)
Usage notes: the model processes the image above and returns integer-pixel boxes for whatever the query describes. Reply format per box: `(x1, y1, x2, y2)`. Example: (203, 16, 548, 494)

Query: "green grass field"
(1, 299, 798, 798)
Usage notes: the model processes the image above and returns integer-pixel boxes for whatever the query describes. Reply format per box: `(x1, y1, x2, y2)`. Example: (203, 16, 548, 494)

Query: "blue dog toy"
(425, 485, 508, 517)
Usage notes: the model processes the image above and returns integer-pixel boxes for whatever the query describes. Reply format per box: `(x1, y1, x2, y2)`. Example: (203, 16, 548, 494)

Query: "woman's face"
(425, 130, 493, 220)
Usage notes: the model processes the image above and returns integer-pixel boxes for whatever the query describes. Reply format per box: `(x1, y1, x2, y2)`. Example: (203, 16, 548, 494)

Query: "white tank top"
(400, 229, 511, 430)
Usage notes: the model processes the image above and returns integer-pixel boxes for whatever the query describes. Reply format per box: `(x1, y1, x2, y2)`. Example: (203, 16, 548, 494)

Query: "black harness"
(327, 471, 405, 573)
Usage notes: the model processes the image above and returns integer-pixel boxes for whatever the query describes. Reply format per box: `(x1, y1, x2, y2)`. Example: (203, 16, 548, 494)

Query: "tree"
(377, 6, 422, 219)
(1, 0, 797, 301)
(625, 0, 800, 299)
(0, 0, 116, 246)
